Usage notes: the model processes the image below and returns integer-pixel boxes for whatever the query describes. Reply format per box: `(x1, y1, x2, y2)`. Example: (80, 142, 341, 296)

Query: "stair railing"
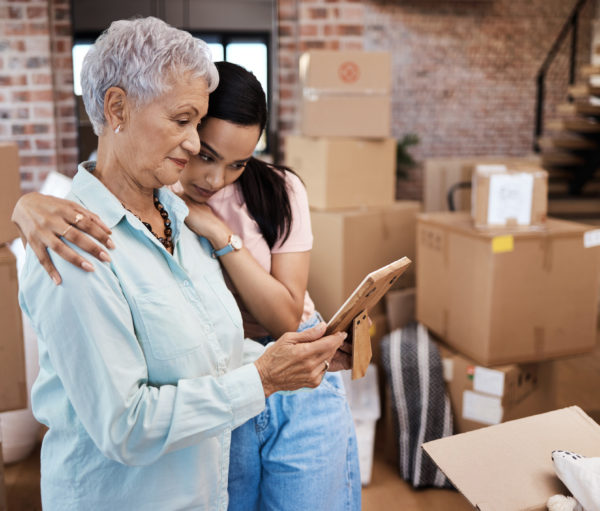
(533, 0, 589, 152)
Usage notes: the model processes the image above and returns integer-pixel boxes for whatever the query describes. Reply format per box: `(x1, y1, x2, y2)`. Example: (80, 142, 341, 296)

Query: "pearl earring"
(114, 125, 122, 134)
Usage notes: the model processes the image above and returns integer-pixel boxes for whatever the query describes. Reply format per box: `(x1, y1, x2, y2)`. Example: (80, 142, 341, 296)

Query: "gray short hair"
(81, 17, 219, 135)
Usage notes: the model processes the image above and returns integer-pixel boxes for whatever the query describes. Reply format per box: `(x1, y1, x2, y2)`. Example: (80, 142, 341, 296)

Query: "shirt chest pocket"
(131, 285, 209, 361)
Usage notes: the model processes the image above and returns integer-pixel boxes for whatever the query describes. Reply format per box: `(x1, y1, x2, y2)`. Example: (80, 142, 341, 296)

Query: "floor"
(3, 332, 600, 510)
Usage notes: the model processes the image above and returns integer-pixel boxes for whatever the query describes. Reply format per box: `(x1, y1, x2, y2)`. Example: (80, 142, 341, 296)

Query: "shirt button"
(183, 280, 190, 287)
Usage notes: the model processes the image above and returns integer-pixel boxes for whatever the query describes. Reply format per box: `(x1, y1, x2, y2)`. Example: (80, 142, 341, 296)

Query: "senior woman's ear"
(103, 86, 128, 134)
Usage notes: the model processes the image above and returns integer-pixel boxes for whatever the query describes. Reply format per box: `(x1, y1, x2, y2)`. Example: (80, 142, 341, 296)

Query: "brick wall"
(277, 0, 595, 199)
(0, 0, 77, 193)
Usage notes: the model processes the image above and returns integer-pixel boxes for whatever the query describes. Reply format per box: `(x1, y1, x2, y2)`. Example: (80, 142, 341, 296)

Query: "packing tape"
(302, 87, 390, 100)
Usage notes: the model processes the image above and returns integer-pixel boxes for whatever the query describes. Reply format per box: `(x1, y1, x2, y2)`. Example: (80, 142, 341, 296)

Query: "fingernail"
(81, 261, 95, 272)
(339, 332, 348, 340)
(106, 238, 116, 249)
(99, 251, 111, 263)
(51, 275, 61, 286)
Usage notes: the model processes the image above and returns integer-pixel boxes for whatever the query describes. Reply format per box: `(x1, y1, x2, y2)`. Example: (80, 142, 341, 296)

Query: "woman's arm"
(183, 199, 306, 337)
(12, 192, 114, 284)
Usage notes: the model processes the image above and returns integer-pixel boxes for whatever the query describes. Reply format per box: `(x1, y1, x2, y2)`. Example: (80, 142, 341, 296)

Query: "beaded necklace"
(123, 192, 173, 250)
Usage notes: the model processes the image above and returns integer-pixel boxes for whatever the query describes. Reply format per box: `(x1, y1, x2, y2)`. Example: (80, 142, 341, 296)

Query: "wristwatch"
(212, 234, 243, 258)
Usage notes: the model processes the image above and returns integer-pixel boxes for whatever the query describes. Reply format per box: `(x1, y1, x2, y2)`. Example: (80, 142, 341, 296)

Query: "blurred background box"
(423, 156, 542, 213)
(0, 143, 22, 245)
(416, 212, 600, 365)
(309, 201, 419, 321)
(384, 288, 416, 332)
(285, 136, 396, 210)
(471, 165, 548, 229)
(437, 341, 555, 433)
(299, 50, 391, 138)
(0, 247, 26, 413)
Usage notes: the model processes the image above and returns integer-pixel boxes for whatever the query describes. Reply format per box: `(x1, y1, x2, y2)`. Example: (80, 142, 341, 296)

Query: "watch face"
(230, 234, 243, 250)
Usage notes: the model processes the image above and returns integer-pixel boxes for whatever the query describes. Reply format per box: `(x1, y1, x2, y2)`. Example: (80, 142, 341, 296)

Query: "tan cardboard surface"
(423, 156, 542, 213)
(285, 136, 396, 209)
(385, 288, 415, 332)
(309, 201, 420, 321)
(0, 247, 27, 412)
(472, 166, 548, 229)
(438, 341, 555, 433)
(300, 95, 391, 138)
(299, 50, 391, 93)
(423, 406, 600, 511)
(416, 212, 600, 365)
(0, 143, 22, 244)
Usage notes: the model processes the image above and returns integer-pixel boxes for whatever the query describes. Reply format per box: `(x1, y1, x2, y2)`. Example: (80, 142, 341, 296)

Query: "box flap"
(422, 407, 600, 510)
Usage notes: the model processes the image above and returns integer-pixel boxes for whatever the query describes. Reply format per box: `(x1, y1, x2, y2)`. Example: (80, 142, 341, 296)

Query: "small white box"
(341, 364, 381, 485)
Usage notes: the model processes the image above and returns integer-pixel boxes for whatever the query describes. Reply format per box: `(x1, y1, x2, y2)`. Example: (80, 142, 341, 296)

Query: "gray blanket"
(380, 322, 454, 488)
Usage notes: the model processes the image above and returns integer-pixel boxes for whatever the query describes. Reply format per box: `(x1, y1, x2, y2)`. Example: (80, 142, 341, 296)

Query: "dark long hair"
(207, 61, 297, 249)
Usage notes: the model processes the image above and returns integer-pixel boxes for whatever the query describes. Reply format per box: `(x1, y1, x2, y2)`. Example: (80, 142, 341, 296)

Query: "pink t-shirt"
(207, 170, 316, 339)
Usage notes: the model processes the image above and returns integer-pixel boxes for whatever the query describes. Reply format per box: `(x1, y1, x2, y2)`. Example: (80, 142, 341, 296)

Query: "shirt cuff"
(221, 363, 265, 429)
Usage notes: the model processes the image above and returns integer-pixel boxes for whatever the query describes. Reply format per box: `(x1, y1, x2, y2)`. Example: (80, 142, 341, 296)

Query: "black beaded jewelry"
(124, 192, 173, 250)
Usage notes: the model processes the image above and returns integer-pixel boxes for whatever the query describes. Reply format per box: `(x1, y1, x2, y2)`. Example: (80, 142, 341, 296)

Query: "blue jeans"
(227, 313, 361, 511)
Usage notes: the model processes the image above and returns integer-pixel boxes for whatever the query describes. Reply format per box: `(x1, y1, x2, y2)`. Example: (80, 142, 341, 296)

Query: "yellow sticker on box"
(492, 235, 514, 253)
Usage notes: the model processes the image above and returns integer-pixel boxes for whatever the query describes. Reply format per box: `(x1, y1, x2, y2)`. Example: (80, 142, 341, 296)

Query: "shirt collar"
(71, 161, 189, 239)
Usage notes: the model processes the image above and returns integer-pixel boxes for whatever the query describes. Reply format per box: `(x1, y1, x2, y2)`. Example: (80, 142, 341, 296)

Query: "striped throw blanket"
(380, 322, 454, 488)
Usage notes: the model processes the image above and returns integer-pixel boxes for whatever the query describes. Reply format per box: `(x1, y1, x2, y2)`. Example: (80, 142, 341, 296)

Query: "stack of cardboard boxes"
(0, 142, 27, 506)
(285, 50, 420, 484)
(416, 164, 600, 433)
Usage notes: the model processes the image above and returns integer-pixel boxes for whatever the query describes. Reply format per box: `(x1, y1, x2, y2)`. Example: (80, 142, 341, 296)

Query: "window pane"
(226, 42, 268, 98)
(72, 44, 93, 96)
(207, 43, 224, 62)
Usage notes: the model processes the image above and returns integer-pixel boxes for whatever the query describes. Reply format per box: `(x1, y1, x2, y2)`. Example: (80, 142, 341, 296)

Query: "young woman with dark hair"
(12, 61, 361, 510)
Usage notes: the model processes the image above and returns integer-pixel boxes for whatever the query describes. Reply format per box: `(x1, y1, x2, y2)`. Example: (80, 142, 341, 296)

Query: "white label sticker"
(462, 391, 503, 425)
(487, 173, 534, 225)
(584, 230, 600, 248)
(473, 366, 505, 397)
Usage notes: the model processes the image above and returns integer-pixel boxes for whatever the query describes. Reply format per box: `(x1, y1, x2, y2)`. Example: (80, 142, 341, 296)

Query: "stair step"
(538, 135, 598, 150)
(568, 84, 600, 98)
(548, 179, 600, 195)
(548, 195, 600, 218)
(580, 65, 600, 77)
(546, 118, 600, 133)
(541, 150, 587, 167)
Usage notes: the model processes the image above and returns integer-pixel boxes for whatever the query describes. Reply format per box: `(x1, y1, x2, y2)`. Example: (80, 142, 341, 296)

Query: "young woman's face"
(179, 117, 261, 203)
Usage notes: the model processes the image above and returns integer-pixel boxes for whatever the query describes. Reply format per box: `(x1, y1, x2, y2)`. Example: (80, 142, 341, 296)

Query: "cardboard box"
(299, 50, 391, 138)
(423, 406, 600, 511)
(285, 136, 396, 210)
(471, 165, 548, 229)
(0, 247, 26, 412)
(438, 342, 555, 433)
(416, 212, 600, 365)
(0, 142, 22, 245)
(384, 288, 416, 332)
(423, 156, 542, 213)
(309, 201, 420, 321)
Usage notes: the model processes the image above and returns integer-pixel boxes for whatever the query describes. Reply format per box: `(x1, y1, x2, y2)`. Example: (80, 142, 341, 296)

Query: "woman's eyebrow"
(201, 141, 223, 160)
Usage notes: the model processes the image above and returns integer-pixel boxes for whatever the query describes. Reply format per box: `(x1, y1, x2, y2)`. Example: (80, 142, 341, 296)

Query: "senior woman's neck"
(93, 136, 156, 214)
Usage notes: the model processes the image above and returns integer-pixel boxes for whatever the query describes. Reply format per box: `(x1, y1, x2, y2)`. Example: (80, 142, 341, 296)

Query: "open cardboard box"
(422, 406, 600, 510)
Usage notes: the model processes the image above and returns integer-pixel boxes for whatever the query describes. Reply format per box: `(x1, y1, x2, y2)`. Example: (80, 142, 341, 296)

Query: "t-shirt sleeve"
(272, 172, 313, 254)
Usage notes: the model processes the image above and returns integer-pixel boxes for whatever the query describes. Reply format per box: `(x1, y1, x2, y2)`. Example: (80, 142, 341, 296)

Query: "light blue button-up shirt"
(18, 163, 266, 510)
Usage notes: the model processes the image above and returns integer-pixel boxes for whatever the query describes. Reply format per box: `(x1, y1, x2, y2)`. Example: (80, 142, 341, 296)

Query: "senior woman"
(18, 17, 345, 511)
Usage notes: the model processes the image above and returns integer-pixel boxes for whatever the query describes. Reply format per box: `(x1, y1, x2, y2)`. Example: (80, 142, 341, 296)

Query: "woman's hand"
(11, 192, 114, 285)
(253, 322, 347, 397)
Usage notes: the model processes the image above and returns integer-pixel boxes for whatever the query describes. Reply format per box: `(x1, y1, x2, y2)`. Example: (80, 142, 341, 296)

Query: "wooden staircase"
(539, 66, 600, 223)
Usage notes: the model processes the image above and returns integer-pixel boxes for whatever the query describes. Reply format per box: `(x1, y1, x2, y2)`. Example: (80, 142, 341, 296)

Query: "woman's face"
(121, 73, 209, 188)
(179, 117, 261, 203)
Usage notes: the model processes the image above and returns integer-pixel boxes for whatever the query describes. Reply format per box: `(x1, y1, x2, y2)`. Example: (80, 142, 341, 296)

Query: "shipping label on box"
(285, 135, 396, 209)
(471, 165, 548, 229)
(417, 212, 600, 365)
